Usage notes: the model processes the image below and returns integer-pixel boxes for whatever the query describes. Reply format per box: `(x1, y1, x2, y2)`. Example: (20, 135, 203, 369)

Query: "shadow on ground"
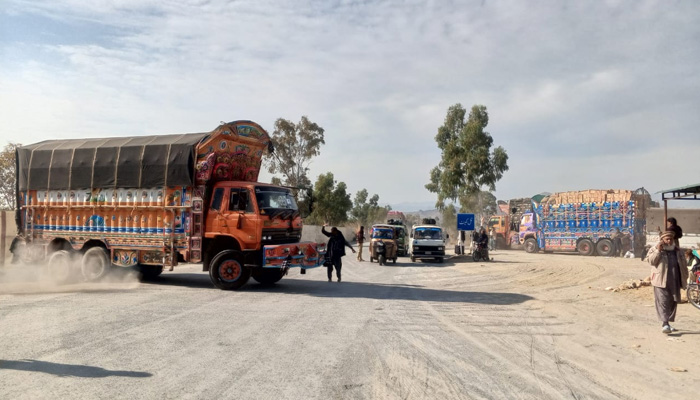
(144, 270, 533, 304)
(0, 359, 152, 378)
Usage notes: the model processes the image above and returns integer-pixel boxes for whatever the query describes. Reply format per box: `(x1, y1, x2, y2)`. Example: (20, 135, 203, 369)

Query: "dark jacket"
(322, 227, 353, 259)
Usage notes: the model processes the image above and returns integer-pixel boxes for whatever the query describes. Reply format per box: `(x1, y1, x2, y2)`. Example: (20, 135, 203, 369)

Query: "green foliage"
(305, 172, 352, 226)
(458, 191, 498, 229)
(426, 104, 509, 211)
(265, 116, 325, 206)
(0, 143, 19, 210)
(350, 189, 386, 227)
(441, 204, 457, 241)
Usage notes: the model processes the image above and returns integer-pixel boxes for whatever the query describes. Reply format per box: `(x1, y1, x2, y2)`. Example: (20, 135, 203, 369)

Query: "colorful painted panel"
(262, 242, 326, 269)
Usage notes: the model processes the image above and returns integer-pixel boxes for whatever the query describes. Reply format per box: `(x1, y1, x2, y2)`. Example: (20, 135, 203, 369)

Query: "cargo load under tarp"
(16, 120, 272, 191)
(17, 133, 208, 191)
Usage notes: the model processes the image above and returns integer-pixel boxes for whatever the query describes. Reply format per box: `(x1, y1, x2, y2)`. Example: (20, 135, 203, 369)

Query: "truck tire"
(252, 268, 285, 285)
(577, 239, 595, 256)
(137, 265, 164, 280)
(524, 238, 538, 253)
(596, 239, 614, 257)
(81, 247, 110, 281)
(48, 250, 74, 283)
(209, 250, 251, 290)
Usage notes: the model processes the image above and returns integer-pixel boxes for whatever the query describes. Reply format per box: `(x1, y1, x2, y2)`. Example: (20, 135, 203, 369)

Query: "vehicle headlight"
(438, 247, 443, 251)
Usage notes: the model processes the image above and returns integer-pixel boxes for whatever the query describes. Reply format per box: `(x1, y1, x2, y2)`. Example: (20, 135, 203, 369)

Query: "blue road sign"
(457, 213, 475, 231)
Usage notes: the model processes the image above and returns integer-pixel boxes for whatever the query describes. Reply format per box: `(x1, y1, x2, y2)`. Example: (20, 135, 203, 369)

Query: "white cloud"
(2, 0, 700, 210)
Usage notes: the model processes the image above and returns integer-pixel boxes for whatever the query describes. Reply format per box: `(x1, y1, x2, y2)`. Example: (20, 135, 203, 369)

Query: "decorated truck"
(487, 197, 533, 249)
(517, 189, 648, 256)
(13, 120, 325, 290)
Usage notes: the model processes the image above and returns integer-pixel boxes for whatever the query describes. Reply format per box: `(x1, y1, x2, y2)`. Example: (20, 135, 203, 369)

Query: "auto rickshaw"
(369, 224, 398, 265)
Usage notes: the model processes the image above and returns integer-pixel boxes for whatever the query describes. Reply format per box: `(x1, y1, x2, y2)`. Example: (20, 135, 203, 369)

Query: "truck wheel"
(209, 250, 251, 290)
(252, 268, 285, 285)
(81, 247, 110, 281)
(48, 250, 74, 283)
(378, 255, 386, 266)
(596, 239, 614, 257)
(137, 265, 163, 280)
(577, 239, 595, 256)
(524, 238, 538, 253)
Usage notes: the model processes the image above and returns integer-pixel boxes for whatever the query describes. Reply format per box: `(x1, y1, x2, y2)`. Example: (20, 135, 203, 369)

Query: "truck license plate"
(425, 251, 432, 255)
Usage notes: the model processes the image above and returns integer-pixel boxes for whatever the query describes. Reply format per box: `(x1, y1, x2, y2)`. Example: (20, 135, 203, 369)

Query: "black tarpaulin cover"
(17, 133, 209, 191)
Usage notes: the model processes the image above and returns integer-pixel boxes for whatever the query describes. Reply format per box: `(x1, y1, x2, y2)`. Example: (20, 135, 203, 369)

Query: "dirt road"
(1, 250, 698, 399)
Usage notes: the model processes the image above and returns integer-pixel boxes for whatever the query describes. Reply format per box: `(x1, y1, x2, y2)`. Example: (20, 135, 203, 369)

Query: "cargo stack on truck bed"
(14, 120, 324, 289)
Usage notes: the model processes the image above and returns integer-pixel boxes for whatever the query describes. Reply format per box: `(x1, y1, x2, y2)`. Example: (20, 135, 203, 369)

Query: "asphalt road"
(1, 251, 698, 399)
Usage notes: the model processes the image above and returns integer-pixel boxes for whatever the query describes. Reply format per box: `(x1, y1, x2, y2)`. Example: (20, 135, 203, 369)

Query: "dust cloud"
(0, 251, 141, 295)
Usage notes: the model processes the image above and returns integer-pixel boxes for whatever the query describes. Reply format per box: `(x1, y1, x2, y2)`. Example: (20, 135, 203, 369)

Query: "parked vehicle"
(487, 198, 532, 249)
(472, 242, 490, 262)
(387, 219, 408, 256)
(369, 224, 398, 265)
(516, 189, 648, 257)
(408, 219, 447, 263)
(688, 264, 700, 311)
(12, 120, 325, 290)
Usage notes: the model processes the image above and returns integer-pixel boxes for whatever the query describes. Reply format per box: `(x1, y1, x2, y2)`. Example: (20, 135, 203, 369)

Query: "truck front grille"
(261, 228, 302, 245)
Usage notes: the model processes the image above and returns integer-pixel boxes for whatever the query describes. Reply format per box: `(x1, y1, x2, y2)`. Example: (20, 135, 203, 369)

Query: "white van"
(408, 223, 447, 263)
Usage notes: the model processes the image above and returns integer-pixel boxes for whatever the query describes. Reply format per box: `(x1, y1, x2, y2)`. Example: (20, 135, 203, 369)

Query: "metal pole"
(663, 199, 668, 229)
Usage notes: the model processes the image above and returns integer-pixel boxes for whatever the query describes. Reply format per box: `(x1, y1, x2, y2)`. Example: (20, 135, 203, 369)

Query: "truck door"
(223, 188, 257, 249)
(205, 187, 226, 234)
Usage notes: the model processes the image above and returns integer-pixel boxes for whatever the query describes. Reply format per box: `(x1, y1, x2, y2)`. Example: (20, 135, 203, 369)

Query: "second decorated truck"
(517, 189, 648, 256)
(13, 120, 325, 289)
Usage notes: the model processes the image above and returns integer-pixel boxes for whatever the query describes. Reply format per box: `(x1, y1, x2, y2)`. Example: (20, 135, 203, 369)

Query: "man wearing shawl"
(647, 231, 689, 334)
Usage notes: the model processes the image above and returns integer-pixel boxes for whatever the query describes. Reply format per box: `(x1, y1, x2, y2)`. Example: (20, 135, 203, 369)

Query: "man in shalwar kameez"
(647, 231, 688, 334)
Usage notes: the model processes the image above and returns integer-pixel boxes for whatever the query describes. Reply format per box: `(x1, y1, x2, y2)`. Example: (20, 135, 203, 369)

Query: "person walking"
(647, 231, 688, 334)
(321, 225, 356, 282)
(489, 227, 496, 251)
(666, 217, 683, 248)
(356, 226, 365, 262)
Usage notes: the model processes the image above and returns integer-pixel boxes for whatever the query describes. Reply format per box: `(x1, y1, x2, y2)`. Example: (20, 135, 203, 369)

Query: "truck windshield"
(254, 187, 298, 211)
(415, 228, 442, 240)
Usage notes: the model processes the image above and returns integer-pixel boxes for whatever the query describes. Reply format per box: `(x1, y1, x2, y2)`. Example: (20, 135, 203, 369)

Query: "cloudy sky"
(1, 0, 699, 211)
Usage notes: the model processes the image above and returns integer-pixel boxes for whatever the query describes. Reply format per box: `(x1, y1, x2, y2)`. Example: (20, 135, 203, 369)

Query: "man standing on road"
(322, 225, 356, 282)
(489, 227, 496, 251)
(356, 226, 365, 262)
(647, 231, 688, 334)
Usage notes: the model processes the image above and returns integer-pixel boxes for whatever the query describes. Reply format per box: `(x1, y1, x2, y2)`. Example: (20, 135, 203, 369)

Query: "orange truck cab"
(13, 120, 324, 290)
